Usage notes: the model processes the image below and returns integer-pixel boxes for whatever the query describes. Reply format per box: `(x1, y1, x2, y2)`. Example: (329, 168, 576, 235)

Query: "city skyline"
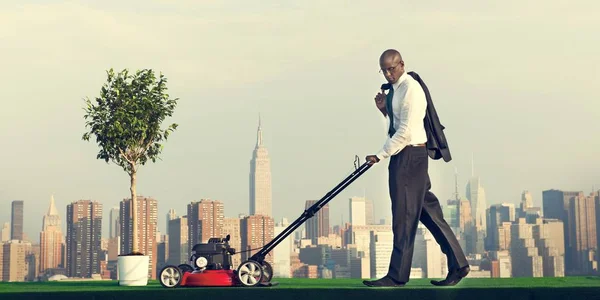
(1, 113, 597, 241)
(1, 0, 598, 246)
(2, 182, 598, 280)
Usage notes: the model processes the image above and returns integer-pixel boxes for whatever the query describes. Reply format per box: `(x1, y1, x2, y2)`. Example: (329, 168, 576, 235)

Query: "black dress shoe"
(363, 276, 406, 287)
(430, 265, 470, 286)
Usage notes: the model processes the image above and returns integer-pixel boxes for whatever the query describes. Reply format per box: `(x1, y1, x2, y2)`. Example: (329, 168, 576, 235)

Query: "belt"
(409, 143, 425, 147)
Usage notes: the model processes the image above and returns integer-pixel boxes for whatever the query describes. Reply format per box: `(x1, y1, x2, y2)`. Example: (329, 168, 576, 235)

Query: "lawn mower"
(159, 157, 372, 288)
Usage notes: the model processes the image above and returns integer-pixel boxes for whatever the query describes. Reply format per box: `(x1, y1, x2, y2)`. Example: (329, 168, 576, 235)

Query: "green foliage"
(82, 68, 178, 175)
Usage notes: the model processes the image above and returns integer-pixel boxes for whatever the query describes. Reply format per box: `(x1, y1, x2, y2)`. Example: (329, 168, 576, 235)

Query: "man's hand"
(365, 155, 380, 165)
(374, 90, 387, 116)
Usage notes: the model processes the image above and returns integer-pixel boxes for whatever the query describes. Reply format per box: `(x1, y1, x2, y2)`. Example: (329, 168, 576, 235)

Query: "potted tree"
(82, 68, 179, 286)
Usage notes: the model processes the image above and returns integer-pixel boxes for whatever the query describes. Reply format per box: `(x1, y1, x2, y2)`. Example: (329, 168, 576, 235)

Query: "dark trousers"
(387, 145, 468, 283)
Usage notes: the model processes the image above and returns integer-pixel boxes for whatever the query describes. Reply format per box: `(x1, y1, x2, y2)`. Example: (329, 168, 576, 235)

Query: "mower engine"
(190, 236, 236, 271)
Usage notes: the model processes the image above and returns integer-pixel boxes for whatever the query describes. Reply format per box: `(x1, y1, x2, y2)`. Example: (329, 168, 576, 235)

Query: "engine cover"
(190, 235, 236, 270)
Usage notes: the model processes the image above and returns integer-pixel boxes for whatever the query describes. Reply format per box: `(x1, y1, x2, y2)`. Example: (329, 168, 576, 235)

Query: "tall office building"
(166, 209, 177, 235)
(533, 218, 565, 277)
(272, 218, 291, 278)
(66, 200, 102, 278)
(1, 223, 9, 242)
(444, 200, 460, 229)
(412, 224, 445, 279)
(109, 207, 120, 239)
(521, 190, 533, 210)
(249, 115, 272, 217)
(446, 168, 464, 229)
(11, 200, 24, 241)
(568, 193, 597, 274)
(187, 199, 224, 254)
(349, 197, 368, 226)
(510, 218, 544, 277)
(519, 190, 543, 222)
(1, 240, 30, 282)
(223, 217, 242, 268)
(365, 198, 374, 226)
(370, 231, 394, 279)
(120, 196, 158, 279)
(167, 216, 188, 265)
(40, 195, 64, 274)
(458, 198, 475, 254)
(466, 175, 486, 254)
(486, 203, 515, 251)
(304, 200, 330, 244)
(543, 189, 597, 275)
(240, 215, 274, 266)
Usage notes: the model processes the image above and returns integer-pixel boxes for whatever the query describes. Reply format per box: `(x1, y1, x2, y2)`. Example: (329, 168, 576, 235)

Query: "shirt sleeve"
(375, 82, 426, 161)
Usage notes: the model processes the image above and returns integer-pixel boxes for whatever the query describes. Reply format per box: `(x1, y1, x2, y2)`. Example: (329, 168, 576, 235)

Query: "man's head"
(379, 49, 405, 84)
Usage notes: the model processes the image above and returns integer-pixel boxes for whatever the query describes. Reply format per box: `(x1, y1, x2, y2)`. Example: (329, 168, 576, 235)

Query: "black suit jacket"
(381, 71, 452, 162)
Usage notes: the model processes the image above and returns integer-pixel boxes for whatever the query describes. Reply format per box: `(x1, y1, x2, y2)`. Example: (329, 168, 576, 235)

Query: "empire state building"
(249, 115, 272, 217)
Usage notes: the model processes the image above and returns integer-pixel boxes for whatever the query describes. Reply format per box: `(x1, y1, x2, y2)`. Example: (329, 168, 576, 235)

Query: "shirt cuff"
(375, 150, 389, 162)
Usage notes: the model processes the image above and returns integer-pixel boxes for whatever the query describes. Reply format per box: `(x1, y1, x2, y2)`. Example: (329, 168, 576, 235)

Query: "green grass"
(1, 277, 600, 300)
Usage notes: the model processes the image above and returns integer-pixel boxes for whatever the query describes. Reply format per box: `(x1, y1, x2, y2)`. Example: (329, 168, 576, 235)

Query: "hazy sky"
(1, 0, 598, 240)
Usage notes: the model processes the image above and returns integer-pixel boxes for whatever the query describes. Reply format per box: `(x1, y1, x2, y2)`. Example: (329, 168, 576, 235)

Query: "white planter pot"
(117, 255, 149, 286)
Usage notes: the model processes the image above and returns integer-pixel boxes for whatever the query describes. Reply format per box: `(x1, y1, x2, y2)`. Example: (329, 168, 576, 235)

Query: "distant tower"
(66, 200, 103, 278)
(40, 195, 64, 274)
(166, 208, 177, 236)
(466, 155, 487, 231)
(11, 200, 24, 241)
(453, 167, 460, 201)
(466, 154, 486, 254)
(109, 207, 120, 239)
(304, 200, 330, 244)
(249, 114, 272, 217)
(521, 191, 534, 211)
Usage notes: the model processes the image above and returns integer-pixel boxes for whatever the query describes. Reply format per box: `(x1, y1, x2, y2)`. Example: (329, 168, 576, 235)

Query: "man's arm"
(375, 82, 426, 161)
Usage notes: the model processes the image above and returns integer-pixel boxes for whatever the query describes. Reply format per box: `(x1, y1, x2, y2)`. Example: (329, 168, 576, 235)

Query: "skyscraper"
(167, 216, 188, 265)
(40, 195, 64, 274)
(241, 214, 274, 266)
(1, 240, 30, 282)
(542, 189, 586, 274)
(273, 218, 291, 278)
(249, 115, 272, 217)
(466, 158, 486, 254)
(445, 168, 464, 229)
(109, 207, 120, 239)
(304, 200, 330, 243)
(11, 200, 24, 241)
(1, 222, 9, 242)
(522, 191, 534, 211)
(466, 177, 487, 231)
(223, 217, 242, 268)
(349, 197, 367, 226)
(533, 218, 565, 277)
(510, 218, 544, 277)
(568, 193, 597, 274)
(120, 196, 158, 279)
(66, 200, 102, 278)
(187, 199, 224, 254)
(167, 208, 177, 234)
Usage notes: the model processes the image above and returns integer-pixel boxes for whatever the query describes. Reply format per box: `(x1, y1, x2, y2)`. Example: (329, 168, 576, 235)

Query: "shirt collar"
(392, 71, 409, 90)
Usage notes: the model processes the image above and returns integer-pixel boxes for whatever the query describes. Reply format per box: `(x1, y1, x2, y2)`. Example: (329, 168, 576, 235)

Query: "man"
(363, 49, 470, 287)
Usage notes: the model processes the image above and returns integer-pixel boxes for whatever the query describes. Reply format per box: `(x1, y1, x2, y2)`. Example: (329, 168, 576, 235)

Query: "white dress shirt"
(375, 71, 428, 161)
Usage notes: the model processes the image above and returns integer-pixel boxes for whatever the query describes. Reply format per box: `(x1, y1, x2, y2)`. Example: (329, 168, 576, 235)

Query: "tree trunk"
(130, 168, 139, 254)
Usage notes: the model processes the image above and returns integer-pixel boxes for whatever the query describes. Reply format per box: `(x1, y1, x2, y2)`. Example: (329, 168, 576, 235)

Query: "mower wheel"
(178, 264, 194, 274)
(237, 260, 263, 287)
(159, 265, 182, 288)
(261, 261, 273, 283)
